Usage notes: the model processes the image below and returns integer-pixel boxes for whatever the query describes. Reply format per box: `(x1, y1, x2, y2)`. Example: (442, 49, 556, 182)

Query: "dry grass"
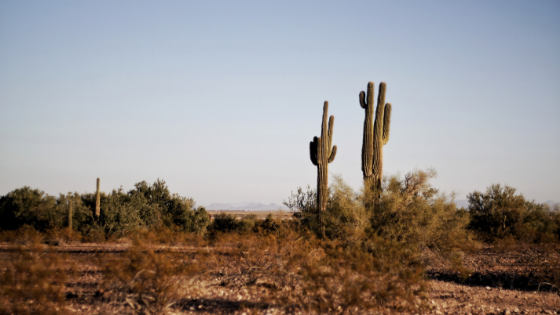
(203, 229, 427, 314)
(0, 241, 75, 315)
(97, 236, 208, 314)
(1, 228, 559, 314)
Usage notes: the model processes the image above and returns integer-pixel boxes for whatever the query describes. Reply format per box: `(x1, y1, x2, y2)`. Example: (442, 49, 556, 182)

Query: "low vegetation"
(0, 172, 559, 314)
(468, 183, 560, 243)
(0, 179, 210, 240)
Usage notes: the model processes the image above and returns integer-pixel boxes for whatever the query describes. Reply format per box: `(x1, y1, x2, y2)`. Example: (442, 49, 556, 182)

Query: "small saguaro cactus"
(310, 101, 337, 238)
(359, 81, 392, 190)
(68, 199, 73, 230)
(95, 178, 101, 219)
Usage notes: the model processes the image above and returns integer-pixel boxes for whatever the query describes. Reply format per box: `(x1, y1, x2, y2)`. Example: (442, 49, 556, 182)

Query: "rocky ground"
(1, 241, 558, 314)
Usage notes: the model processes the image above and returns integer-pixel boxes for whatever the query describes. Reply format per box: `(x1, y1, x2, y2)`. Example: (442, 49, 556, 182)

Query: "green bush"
(285, 170, 470, 253)
(368, 169, 472, 252)
(324, 175, 369, 240)
(468, 184, 560, 242)
(0, 187, 65, 231)
(96, 187, 152, 237)
(209, 213, 239, 233)
(238, 215, 256, 232)
(0, 179, 209, 237)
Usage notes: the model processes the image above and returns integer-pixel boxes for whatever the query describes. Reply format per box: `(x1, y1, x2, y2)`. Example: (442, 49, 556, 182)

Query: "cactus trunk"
(359, 82, 391, 191)
(68, 200, 72, 230)
(310, 101, 337, 238)
(95, 178, 100, 219)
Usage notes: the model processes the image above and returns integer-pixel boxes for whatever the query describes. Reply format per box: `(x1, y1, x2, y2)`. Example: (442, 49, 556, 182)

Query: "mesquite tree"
(310, 101, 337, 237)
(359, 82, 391, 190)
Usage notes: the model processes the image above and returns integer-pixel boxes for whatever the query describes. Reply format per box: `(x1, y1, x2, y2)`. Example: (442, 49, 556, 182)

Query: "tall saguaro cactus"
(359, 82, 392, 190)
(310, 101, 337, 237)
(95, 178, 101, 219)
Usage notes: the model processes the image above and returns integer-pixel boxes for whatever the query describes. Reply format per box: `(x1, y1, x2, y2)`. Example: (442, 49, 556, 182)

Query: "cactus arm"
(359, 91, 367, 109)
(327, 115, 334, 151)
(321, 101, 329, 144)
(316, 137, 322, 164)
(383, 103, 392, 144)
(367, 82, 375, 106)
(328, 145, 337, 163)
(376, 82, 386, 121)
(372, 83, 386, 152)
(310, 138, 318, 166)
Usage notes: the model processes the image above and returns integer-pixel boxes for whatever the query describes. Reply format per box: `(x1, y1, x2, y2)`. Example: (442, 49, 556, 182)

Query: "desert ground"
(1, 217, 558, 315)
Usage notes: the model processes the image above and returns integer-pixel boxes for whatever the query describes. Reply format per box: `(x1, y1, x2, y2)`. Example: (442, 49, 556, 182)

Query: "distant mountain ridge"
(205, 201, 289, 211)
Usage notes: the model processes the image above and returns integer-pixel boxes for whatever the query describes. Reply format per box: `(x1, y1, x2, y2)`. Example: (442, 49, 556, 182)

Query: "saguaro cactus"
(68, 199, 73, 230)
(95, 178, 101, 219)
(310, 101, 337, 237)
(359, 82, 391, 190)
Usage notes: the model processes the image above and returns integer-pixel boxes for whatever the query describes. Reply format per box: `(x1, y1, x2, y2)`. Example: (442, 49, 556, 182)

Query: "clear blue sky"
(1, 0, 559, 206)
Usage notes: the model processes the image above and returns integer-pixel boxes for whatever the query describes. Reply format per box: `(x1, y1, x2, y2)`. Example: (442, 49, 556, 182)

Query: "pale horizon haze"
(1, 1, 559, 207)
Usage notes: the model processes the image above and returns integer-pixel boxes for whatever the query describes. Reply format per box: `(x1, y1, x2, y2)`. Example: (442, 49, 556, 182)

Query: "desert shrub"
(208, 231, 300, 293)
(368, 169, 472, 253)
(209, 213, 240, 234)
(284, 185, 318, 232)
(0, 225, 44, 244)
(209, 229, 426, 313)
(191, 206, 211, 234)
(259, 213, 280, 232)
(97, 187, 152, 237)
(468, 184, 560, 242)
(58, 192, 95, 233)
(298, 235, 426, 313)
(324, 175, 369, 240)
(0, 180, 208, 238)
(238, 215, 256, 232)
(0, 187, 61, 231)
(0, 242, 74, 314)
(539, 243, 560, 293)
(131, 180, 190, 227)
(285, 170, 470, 252)
(284, 175, 369, 239)
(126, 180, 209, 233)
(519, 202, 560, 243)
(99, 240, 203, 314)
(468, 184, 525, 238)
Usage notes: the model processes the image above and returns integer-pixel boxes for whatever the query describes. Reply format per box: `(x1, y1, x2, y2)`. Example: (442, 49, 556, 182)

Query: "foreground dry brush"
(0, 242, 75, 315)
(1, 223, 560, 315)
(0, 226, 428, 314)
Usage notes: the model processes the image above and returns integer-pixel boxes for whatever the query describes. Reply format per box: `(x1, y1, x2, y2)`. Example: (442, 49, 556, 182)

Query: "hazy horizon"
(1, 1, 559, 206)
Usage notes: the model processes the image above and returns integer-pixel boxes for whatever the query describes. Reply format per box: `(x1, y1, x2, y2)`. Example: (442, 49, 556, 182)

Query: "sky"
(1, 0, 559, 206)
